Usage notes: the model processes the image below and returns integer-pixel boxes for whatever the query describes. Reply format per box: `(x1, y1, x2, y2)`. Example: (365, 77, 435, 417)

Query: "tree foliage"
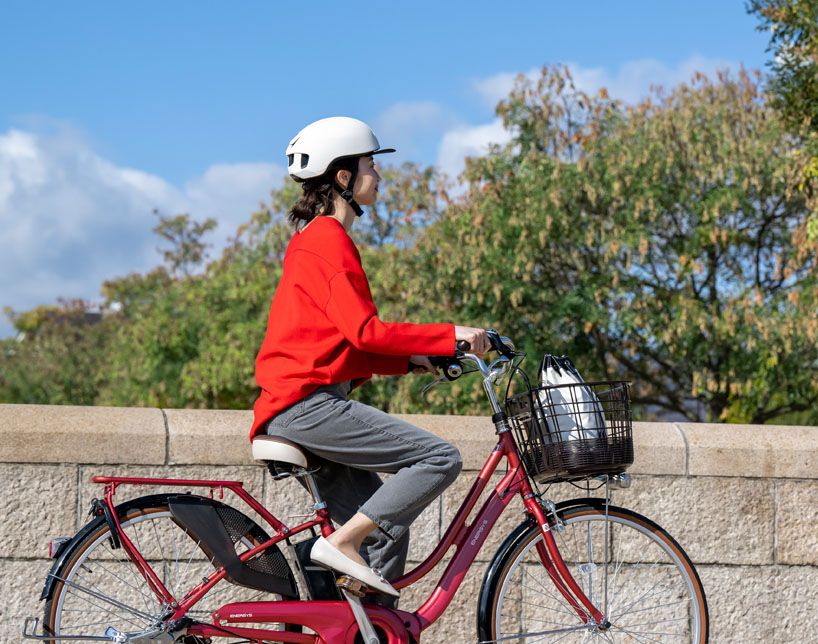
(749, 0, 818, 239)
(0, 301, 111, 405)
(152, 211, 218, 276)
(397, 66, 818, 423)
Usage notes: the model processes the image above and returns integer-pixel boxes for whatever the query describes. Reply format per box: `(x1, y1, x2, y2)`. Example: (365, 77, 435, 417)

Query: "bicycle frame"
(90, 426, 607, 643)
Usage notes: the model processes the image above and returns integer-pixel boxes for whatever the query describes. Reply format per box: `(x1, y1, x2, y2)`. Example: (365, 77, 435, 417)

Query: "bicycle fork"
(524, 496, 610, 630)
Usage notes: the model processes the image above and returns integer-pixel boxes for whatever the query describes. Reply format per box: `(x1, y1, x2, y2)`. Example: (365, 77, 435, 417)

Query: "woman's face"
(352, 156, 380, 206)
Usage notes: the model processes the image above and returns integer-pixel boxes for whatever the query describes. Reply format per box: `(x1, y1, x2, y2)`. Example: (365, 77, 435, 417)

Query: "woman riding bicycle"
(251, 116, 490, 602)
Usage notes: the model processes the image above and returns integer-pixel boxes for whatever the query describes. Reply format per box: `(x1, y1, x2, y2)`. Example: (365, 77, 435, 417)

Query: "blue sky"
(0, 2, 770, 337)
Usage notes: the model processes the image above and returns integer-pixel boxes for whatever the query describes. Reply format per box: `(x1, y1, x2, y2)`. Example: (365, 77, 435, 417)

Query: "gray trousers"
(264, 381, 462, 584)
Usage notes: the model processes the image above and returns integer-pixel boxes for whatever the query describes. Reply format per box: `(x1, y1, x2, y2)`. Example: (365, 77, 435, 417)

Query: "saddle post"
(300, 470, 328, 513)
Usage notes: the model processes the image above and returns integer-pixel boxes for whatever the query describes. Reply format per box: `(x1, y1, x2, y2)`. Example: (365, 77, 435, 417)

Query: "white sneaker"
(309, 537, 400, 597)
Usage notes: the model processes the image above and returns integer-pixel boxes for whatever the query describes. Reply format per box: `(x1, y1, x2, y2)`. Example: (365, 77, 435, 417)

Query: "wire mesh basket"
(505, 380, 633, 483)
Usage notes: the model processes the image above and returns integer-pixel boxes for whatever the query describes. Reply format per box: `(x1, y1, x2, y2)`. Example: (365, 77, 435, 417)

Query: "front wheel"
(478, 501, 708, 643)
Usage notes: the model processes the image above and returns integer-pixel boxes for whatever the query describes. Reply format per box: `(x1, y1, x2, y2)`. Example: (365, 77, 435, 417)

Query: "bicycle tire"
(478, 501, 709, 643)
(42, 493, 298, 643)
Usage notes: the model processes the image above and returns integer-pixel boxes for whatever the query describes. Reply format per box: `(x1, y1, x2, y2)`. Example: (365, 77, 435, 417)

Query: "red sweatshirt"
(251, 216, 455, 439)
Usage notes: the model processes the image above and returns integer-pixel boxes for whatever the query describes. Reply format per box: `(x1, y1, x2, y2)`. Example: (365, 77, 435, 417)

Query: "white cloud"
(441, 54, 738, 182)
(568, 55, 736, 104)
(472, 70, 534, 108)
(471, 55, 737, 108)
(0, 125, 284, 337)
(436, 119, 512, 181)
(184, 162, 284, 248)
(376, 101, 450, 134)
(374, 101, 458, 162)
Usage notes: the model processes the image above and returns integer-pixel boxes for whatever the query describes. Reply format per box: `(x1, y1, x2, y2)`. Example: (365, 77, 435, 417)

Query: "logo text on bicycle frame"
(229, 613, 253, 618)
(470, 519, 489, 546)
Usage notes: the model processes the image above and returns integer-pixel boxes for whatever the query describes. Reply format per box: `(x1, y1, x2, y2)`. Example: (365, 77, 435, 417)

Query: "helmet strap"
(335, 163, 364, 217)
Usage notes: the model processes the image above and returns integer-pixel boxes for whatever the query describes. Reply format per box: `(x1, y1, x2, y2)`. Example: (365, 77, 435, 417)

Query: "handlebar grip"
(456, 340, 471, 352)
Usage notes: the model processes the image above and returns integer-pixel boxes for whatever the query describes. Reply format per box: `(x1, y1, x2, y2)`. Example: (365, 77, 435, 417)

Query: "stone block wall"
(1, 404, 816, 642)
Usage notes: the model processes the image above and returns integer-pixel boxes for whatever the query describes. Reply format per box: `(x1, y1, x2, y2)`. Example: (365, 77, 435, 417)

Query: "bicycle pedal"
(336, 575, 367, 597)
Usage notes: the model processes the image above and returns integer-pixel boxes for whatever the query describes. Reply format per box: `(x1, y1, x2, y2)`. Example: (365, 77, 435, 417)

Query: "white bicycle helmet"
(286, 116, 395, 216)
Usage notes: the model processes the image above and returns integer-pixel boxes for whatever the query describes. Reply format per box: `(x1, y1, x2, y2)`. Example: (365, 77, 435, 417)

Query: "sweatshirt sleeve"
(324, 270, 455, 357)
(364, 352, 411, 375)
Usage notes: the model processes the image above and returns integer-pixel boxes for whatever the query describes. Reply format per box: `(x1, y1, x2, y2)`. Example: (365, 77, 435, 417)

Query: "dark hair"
(288, 156, 359, 228)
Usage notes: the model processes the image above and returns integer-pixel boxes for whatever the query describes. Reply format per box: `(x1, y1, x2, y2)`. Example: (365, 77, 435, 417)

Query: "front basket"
(505, 380, 633, 483)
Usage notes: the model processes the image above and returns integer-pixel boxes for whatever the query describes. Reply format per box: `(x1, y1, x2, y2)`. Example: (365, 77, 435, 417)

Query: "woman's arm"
(363, 352, 414, 375)
(324, 270, 455, 356)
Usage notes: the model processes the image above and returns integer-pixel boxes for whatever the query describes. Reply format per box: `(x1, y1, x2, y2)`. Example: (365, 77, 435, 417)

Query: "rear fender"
(41, 493, 291, 602)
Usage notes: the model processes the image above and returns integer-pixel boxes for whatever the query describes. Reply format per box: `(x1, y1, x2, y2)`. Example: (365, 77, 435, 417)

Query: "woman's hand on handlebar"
(408, 355, 439, 375)
(454, 326, 490, 356)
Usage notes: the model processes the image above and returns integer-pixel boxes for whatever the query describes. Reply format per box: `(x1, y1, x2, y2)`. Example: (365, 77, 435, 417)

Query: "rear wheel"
(43, 495, 297, 643)
(480, 503, 708, 643)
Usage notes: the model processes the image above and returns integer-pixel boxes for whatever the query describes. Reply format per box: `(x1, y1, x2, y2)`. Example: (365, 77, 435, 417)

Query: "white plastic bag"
(537, 355, 606, 442)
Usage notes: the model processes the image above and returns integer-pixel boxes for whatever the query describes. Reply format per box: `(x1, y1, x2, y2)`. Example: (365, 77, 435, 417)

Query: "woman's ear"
(334, 169, 351, 190)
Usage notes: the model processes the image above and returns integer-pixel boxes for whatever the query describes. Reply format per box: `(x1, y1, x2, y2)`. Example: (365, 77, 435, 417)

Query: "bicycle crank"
(337, 577, 380, 644)
(103, 627, 175, 643)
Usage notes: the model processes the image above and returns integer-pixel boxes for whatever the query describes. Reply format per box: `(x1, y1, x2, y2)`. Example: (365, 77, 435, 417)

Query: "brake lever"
(421, 374, 448, 397)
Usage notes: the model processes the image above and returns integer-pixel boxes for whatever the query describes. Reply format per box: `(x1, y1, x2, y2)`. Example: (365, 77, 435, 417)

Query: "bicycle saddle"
(252, 436, 316, 480)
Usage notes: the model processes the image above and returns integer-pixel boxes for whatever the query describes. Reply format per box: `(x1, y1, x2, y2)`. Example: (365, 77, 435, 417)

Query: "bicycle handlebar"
(422, 329, 521, 411)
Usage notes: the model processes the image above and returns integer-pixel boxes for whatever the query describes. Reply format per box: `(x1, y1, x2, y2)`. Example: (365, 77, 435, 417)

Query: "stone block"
(170, 463, 267, 529)
(78, 464, 170, 527)
(0, 403, 165, 464)
(47, 542, 271, 627)
(698, 564, 818, 643)
(394, 414, 494, 471)
(0, 551, 269, 640)
(406, 497, 442, 564)
(440, 472, 523, 565)
(78, 464, 267, 542)
(0, 559, 52, 643)
(166, 408, 255, 465)
(612, 475, 774, 565)
(263, 472, 318, 528)
(400, 552, 490, 641)
(679, 422, 818, 479)
(776, 479, 818, 565)
(394, 416, 690, 477)
(439, 472, 600, 565)
(0, 464, 76, 558)
(519, 563, 693, 640)
(629, 421, 686, 475)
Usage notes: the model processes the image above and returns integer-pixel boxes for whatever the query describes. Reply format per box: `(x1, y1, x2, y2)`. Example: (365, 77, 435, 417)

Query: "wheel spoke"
(46, 503, 292, 640)
(55, 575, 156, 621)
(489, 506, 706, 643)
(81, 554, 156, 610)
(59, 588, 149, 631)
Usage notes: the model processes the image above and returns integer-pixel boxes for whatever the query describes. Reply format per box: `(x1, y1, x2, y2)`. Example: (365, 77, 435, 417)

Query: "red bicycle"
(25, 332, 708, 643)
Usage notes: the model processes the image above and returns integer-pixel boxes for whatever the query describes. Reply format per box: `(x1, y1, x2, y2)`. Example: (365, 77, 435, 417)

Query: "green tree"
(400, 66, 818, 423)
(153, 211, 218, 276)
(0, 300, 111, 405)
(749, 0, 818, 239)
(95, 212, 220, 408)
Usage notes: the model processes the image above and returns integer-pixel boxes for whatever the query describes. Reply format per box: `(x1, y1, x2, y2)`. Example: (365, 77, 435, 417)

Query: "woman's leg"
(266, 382, 462, 581)
(307, 458, 411, 582)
